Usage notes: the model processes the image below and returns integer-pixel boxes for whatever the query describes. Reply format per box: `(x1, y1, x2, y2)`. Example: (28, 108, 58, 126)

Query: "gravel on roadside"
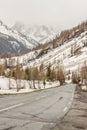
(53, 85, 87, 130)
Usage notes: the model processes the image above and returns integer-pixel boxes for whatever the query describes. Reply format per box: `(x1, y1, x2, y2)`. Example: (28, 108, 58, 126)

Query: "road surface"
(0, 84, 75, 130)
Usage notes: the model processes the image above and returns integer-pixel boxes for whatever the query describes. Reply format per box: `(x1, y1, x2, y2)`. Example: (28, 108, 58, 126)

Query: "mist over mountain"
(13, 22, 59, 44)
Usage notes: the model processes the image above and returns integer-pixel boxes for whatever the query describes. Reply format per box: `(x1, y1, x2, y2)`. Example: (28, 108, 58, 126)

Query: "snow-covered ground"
(0, 76, 60, 94)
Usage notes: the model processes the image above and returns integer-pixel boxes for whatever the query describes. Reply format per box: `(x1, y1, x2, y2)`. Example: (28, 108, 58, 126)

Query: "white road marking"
(0, 103, 24, 113)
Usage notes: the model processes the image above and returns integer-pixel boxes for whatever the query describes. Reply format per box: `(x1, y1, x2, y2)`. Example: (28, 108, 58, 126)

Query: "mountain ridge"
(0, 20, 87, 75)
(0, 20, 42, 54)
(13, 22, 59, 44)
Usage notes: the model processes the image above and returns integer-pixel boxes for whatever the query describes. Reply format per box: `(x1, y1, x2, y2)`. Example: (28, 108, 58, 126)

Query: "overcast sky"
(0, 0, 87, 30)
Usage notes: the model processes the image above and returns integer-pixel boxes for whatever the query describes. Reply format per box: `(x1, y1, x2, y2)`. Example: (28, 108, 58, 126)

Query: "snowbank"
(0, 76, 60, 94)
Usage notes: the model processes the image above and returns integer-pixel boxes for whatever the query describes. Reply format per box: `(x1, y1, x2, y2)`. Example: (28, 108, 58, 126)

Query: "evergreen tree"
(56, 64, 65, 85)
(46, 64, 51, 81)
(80, 61, 87, 83)
(25, 67, 31, 80)
(50, 68, 56, 81)
(72, 72, 78, 83)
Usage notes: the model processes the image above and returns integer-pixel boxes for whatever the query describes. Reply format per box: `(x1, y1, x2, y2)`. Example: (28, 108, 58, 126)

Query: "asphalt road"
(0, 84, 75, 130)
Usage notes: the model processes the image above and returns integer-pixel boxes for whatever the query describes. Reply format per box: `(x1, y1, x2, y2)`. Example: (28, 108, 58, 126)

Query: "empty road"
(0, 84, 75, 130)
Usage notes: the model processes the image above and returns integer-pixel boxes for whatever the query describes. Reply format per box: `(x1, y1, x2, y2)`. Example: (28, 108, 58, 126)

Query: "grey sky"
(0, 0, 87, 30)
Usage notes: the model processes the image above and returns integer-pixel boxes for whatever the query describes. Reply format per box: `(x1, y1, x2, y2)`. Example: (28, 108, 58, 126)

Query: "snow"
(0, 76, 60, 95)
(13, 23, 58, 44)
(0, 49, 42, 67)
(2, 30, 86, 71)
(24, 30, 87, 73)
(0, 25, 87, 72)
(0, 21, 39, 50)
(65, 80, 72, 84)
(0, 89, 34, 95)
(0, 21, 87, 94)
(81, 85, 87, 91)
(0, 26, 87, 76)
(81, 47, 87, 52)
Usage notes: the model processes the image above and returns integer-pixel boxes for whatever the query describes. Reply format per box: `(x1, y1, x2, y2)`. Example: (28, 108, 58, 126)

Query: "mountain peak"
(13, 23, 59, 44)
(0, 20, 41, 54)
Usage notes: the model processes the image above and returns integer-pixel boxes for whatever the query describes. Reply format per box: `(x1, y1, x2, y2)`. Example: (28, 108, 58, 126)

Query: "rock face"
(0, 32, 28, 54)
(0, 20, 40, 54)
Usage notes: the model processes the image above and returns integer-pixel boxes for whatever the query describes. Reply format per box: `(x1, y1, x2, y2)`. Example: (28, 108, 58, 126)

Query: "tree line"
(72, 61, 87, 85)
(0, 60, 65, 90)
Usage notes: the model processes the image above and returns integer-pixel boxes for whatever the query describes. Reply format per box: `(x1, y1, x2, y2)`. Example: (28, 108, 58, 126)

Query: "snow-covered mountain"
(0, 20, 40, 54)
(10, 21, 87, 73)
(1, 21, 87, 75)
(13, 22, 59, 44)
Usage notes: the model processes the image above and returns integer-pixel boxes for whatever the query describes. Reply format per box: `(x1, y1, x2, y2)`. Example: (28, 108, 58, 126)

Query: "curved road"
(0, 84, 75, 130)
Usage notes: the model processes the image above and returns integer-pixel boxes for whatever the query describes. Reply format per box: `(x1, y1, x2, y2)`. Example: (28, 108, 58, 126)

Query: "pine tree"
(25, 67, 31, 80)
(50, 68, 56, 81)
(15, 58, 21, 91)
(80, 61, 87, 83)
(56, 64, 65, 85)
(46, 64, 51, 81)
(72, 72, 78, 83)
(31, 67, 39, 89)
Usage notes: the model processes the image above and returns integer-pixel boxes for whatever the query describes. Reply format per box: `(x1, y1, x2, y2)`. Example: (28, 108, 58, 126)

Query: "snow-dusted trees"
(0, 65, 5, 76)
(0, 59, 7, 76)
(80, 61, 87, 84)
(46, 63, 65, 84)
(56, 64, 65, 85)
(50, 68, 56, 81)
(71, 62, 87, 84)
(25, 66, 39, 89)
(46, 64, 51, 81)
(72, 72, 79, 83)
(6, 60, 65, 89)
(13, 58, 22, 91)
(25, 67, 31, 80)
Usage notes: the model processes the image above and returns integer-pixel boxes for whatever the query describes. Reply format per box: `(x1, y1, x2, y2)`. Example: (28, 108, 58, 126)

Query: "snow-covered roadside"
(0, 76, 60, 95)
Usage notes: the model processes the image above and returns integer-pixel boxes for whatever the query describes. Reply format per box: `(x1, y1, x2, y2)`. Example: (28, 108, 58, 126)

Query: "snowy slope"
(0, 20, 40, 54)
(20, 29, 87, 73)
(2, 28, 86, 75)
(1, 21, 87, 74)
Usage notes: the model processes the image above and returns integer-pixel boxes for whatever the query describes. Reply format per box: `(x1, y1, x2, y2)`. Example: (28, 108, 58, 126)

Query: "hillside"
(0, 21, 87, 92)
(0, 21, 87, 73)
(15, 21, 87, 73)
